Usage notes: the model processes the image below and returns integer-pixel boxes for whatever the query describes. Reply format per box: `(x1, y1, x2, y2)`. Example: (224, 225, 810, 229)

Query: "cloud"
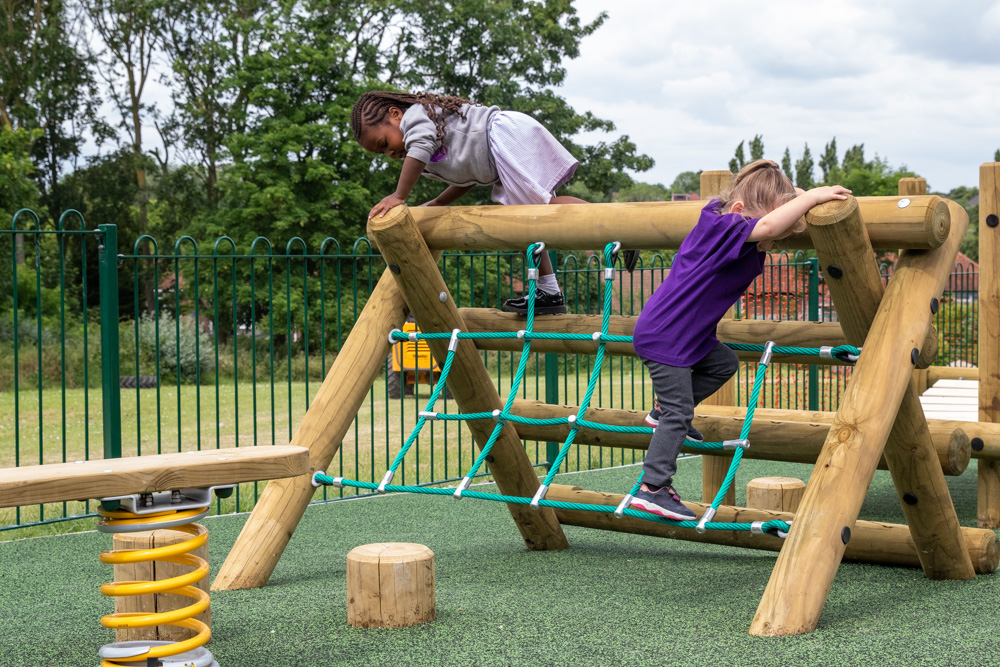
(561, 0, 1000, 191)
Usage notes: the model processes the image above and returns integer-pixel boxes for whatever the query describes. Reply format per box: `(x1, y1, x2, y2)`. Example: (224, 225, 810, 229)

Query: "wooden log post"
(508, 399, 970, 475)
(700, 170, 737, 505)
(546, 484, 999, 574)
(213, 268, 414, 591)
(750, 195, 972, 637)
(409, 196, 950, 251)
(746, 477, 805, 513)
(368, 205, 568, 551)
(979, 162, 1000, 528)
(346, 543, 435, 628)
(113, 528, 211, 644)
(899, 178, 931, 395)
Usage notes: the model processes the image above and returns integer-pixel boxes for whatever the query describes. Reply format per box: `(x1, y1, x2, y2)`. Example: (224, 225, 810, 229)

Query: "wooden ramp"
(920, 379, 979, 422)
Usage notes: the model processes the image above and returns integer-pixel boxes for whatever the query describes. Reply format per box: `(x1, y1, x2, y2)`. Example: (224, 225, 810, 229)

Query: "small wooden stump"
(347, 543, 435, 628)
(746, 477, 805, 513)
(112, 527, 211, 643)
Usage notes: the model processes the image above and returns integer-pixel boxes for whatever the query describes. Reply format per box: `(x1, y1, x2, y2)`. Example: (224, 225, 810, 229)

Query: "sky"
(558, 0, 1000, 193)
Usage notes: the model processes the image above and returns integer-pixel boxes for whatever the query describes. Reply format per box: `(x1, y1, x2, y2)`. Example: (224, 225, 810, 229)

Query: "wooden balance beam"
(409, 195, 950, 251)
(0, 446, 310, 508)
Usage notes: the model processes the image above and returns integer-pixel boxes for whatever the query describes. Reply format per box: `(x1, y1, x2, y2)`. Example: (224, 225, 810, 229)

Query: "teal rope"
(316, 474, 791, 533)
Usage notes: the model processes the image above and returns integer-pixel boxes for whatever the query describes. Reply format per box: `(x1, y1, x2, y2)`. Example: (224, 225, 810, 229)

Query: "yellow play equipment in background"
(388, 318, 450, 399)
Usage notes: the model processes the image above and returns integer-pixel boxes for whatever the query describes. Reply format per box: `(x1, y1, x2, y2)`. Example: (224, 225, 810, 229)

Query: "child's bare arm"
(421, 185, 474, 206)
(747, 185, 852, 242)
(369, 156, 427, 219)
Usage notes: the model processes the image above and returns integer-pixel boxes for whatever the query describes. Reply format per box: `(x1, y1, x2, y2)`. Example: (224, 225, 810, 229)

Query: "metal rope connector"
(608, 241, 622, 265)
(388, 328, 403, 345)
(530, 242, 546, 265)
(592, 332, 602, 341)
(819, 345, 833, 359)
(517, 329, 527, 340)
(759, 340, 775, 366)
(722, 439, 750, 451)
(566, 414, 577, 426)
(419, 411, 438, 421)
(530, 484, 549, 510)
(604, 267, 615, 281)
(614, 493, 634, 518)
(448, 328, 461, 352)
(492, 409, 508, 423)
(377, 470, 395, 493)
(527, 268, 539, 281)
(311, 471, 327, 488)
(454, 476, 472, 499)
(695, 507, 716, 534)
(750, 520, 765, 535)
(408, 331, 419, 342)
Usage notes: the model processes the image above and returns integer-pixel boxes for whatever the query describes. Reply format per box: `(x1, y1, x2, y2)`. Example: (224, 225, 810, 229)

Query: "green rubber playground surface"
(2, 456, 998, 666)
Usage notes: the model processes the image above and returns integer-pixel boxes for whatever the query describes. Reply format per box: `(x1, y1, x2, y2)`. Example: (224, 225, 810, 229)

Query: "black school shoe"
(502, 291, 567, 315)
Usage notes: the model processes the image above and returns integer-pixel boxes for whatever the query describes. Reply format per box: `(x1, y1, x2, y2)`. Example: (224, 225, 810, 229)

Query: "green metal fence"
(0, 210, 981, 537)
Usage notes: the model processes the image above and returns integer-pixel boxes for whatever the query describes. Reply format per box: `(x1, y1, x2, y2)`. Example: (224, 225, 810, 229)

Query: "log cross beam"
(750, 196, 973, 637)
(367, 205, 568, 551)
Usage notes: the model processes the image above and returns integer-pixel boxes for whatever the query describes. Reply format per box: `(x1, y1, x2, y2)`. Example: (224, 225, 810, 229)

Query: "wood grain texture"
(546, 484, 998, 574)
(979, 163, 1000, 528)
(0, 445, 308, 508)
(408, 196, 949, 251)
(750, 194, 971, 637)
(509, 400, 970, 475)
(368, 205, 567, 551)
(346, 543, 435, 628)
(214, 266, 414, 591)
(746, 477, 805, 513)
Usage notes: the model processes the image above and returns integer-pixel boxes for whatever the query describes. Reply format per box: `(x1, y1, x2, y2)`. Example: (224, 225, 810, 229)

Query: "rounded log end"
(975, 531, 1000, 574)
(945, 428, 972, 476)
(925, 197, 951, 249)
(804, 195, 859, 227)
(916, 326, 939, 369)
(365, 204, 414, 237)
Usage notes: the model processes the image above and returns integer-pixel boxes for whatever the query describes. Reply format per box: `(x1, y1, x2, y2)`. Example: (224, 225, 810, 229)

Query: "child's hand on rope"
(369, 193, 406, 219)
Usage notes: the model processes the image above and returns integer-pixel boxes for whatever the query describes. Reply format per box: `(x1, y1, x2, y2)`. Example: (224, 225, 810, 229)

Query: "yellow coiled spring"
(97, 505, 214, 667)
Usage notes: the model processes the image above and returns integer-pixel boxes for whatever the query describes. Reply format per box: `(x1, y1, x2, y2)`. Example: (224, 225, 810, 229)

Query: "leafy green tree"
(669, 171, 701, 196)
(749, 135, 764, 162)
(781, 147, 793, 181)
(794, 143, 814, 190)
(615, 182, 668, 202)
(729, 140, 745, 172)
(818, 138, 838, 182)
(995, 149, 999, 162)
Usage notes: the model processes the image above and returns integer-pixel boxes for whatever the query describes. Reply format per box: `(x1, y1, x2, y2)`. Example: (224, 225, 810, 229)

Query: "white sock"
(536, 273, 560, 295)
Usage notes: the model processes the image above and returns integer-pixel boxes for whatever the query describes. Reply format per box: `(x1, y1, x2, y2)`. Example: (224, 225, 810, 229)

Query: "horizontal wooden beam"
(0, 446, 310, 508)
(927, 366, 979, 383)
(547, 484, 998, 574)
(410, 195, 949, 251)
(510, 400, 970, 475)
(458, 309, 938, 367)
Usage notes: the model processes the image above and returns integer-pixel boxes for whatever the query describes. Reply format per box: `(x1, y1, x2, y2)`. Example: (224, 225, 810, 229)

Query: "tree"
(818, 138, 838, 182)
(749, 134, 764, 162)
(781, 148, 793, 181)
(995, 148, 999, 162)
(729, 140, 745, 172)
(794, 143, 814, 190)
(615, 182, 668, 202)
(669, 171, 701, 196)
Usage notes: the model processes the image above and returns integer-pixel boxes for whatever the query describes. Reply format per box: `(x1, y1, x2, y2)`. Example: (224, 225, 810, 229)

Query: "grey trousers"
(640, 341, 739, 488)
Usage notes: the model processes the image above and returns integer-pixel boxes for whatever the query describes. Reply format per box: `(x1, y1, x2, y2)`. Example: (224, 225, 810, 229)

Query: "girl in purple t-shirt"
(629, 160, 850, 520)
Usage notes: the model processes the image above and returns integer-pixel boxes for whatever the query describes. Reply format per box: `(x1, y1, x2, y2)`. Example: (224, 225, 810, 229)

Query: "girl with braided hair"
(628, 160, 850, 520)
(352, 90, 584, 315)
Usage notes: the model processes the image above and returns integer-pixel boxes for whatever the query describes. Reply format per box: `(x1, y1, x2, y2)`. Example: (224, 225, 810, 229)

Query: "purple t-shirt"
(633, 199, 766, 367)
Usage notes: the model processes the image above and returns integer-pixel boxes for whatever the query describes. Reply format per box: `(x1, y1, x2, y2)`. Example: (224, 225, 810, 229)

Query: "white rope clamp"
(530, 484, 549, 510)
(722, 439, 750, 451)
(592, 332, 602, 341)
(604, 267, 615, 281)
(419, 411, 438, 421)
(759, 340, 775, 366)
(408, 331, 419, 342)
(377, 470, 394, 493)
(517, 329, 527, 340)
(527, 268, 539, 281)
(448, 328, 461, 352)
(454, 476, 472, 499)
(696, 507, 716, 534)
(492, 409, 508, 423)
(614, 493, 634, 518)
(819, 345, 833, 359)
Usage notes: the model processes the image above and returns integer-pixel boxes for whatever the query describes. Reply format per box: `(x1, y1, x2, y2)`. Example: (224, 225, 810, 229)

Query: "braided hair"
(351, 91, 478, 150)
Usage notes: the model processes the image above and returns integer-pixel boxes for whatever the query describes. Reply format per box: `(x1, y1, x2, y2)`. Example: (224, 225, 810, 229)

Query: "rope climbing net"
(313, 242, 861, 538)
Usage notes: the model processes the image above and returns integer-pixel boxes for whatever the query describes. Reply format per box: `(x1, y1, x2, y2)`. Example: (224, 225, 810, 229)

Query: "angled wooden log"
(213, 267, 413, 591)
(699, 171, 737, 505)
(409, 195, 950, 251)
(546, 484, 998, 573)
(979, 162, 1000, 528)
(368, 205, 567, 551)
(750, 194, 971, 637)
(508, 399, 970, 475)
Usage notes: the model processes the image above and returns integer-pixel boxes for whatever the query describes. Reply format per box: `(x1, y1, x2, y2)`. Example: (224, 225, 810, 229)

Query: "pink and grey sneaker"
(644, 397, 704, 442)
(628, 482, 696, 521)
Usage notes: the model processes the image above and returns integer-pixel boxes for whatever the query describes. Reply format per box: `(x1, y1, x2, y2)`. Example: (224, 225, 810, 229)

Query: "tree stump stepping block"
(746, 477, 806, 513)
(346, 543, 435, 628)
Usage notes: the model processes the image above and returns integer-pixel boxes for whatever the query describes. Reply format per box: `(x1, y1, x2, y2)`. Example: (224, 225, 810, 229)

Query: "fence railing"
(0, 211, 980, 536)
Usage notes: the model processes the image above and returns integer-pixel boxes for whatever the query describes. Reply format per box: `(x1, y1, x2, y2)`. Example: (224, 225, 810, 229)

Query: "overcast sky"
(559, 0, 1000, 192)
